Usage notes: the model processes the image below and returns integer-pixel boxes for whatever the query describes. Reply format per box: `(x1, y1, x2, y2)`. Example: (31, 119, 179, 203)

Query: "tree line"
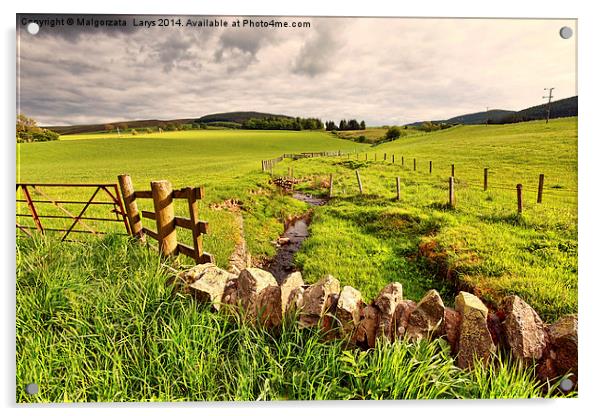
(241, 117, 324, 130)
(325, 119, 366, 131)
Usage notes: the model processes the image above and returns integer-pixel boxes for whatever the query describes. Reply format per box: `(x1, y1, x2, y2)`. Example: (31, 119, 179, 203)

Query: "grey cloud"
(292, 24, 341, 77)
(16, 16, 576, 126)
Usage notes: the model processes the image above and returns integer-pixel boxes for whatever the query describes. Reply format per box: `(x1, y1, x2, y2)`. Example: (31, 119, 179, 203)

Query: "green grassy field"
(16, 119, 578, 401)
(17, 129, 368, 265)
(16, 236, 571, 402)
(332, 126, 425, 144)
(277, 118, 577, 319)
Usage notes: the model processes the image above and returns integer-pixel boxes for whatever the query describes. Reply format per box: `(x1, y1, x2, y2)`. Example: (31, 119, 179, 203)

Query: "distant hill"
(43, 111, 297, 135)
(444, 109, 515, 125)
(406, 96, 577, 126)
(492, 96, 577, 124)
(45, 118, 196, 135)
(195, 111, 293, 124)
(405, 110, 513, 127)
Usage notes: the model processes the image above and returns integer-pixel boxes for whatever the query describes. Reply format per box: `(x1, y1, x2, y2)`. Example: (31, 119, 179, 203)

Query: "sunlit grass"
(16, 235, 573, 402)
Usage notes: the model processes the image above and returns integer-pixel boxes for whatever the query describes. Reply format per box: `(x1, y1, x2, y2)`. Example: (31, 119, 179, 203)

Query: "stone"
(221, 277, 239, 306)
(285, 286, 305, 315)
(174, 263, 217, 292)
(374, 282, 404, 340)
(394, 300, 417, 339)
(299, 275, 340, 328)
(548, 314, 578, 378)
(188, 265, 236, 311)
(236, 267, 278, 309)
(405, 289, 445, 342)
(254, 285, 283, 328)
(336, 286, 363, 335)
(443, 307, 461, 353)
(455, 291, 496, 369)
(501, 295, 547, 362)
(354, 305, 379, 348)
(322, 293, 340, 334)
(280, 272, 304, 316)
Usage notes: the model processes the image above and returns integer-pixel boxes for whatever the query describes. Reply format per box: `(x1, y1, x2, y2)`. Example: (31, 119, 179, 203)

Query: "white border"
(3, 1, 600, 415)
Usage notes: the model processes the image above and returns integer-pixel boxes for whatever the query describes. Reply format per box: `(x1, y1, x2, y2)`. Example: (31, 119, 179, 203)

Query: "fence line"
(263, 150, 577, 200)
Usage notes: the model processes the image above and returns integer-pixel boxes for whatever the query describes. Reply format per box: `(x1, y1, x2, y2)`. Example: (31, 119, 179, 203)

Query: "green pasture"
(16, 129, 368, 266)
(16, 236, 572, 402)
(273, 118, 577, 319)
(16, 119, 578, 401)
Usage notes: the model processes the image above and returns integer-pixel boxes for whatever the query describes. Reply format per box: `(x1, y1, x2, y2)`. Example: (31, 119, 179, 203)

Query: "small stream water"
(266, 192, 327, 283)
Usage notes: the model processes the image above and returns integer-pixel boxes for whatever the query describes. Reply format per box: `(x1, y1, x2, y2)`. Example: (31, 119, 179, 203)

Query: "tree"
(104, 124, 115, 132)
(385, 126, 402, 140)
(339, 119, 348, 130)
(360, 120, 366, 130)
(348, 119, 360, 130)
(16, 114, 59, 143)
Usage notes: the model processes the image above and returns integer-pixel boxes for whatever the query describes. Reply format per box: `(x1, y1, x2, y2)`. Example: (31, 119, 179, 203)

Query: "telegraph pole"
(485, 107, 490, 126)
(543, 88, 555, 123)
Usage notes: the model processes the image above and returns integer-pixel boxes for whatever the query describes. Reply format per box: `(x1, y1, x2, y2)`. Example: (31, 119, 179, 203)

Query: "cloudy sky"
(17, 15, 576, 126)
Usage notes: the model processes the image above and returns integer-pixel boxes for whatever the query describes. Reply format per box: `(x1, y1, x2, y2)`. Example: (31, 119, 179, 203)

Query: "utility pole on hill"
(543, 87, 555, 123)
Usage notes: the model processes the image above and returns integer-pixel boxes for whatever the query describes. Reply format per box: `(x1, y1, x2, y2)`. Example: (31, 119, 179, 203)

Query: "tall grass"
(16, 235, 572, 402)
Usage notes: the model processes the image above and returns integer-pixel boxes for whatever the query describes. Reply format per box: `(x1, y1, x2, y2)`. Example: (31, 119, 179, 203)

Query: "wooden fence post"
(329, 173, 334, 198)
(365, 153, 368, 161)
(537, 174, 544, 203)
(151, 180, 178, 257)
(429, 161, 432, 174)
(449, 176, 455, 207)
(356, 170, 363, 195)
(484, 168, 488, 191)
(186, 186, 202, 263)
(396, 177, 401, 201)
(392, 154, 395, 164)
(118, 174, 143, 239)
(384, 153, 387, 161)
(374, 153, 377, 161)
(451, 164, 455, 177)
(413, 158, 416, 171)
(402, 156, 405, 167)
(517, 184, 523, 214)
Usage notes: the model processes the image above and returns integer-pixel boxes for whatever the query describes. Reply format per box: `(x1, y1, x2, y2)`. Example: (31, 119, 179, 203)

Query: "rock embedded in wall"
(455, 291, 496, 369)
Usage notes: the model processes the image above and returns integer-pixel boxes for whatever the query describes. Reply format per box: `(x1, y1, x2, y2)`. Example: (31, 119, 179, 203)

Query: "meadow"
(16, 118, 577, 401)
(280, 118, 577, 319)
(16, 235, 571, 402)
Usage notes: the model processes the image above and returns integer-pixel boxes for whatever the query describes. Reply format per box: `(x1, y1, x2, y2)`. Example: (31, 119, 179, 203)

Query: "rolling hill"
(407, 96, 577, 126)
(44, 118, 197, 135)
(196, 111, 293, 124)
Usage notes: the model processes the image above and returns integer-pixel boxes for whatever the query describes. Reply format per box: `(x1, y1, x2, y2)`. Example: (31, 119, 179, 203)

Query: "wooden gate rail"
(16, 183, 130, 241)
(117, 175, 214, 264)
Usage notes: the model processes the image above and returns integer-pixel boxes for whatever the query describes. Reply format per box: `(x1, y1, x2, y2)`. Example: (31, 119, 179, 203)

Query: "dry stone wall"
(175, 264, 578, 389)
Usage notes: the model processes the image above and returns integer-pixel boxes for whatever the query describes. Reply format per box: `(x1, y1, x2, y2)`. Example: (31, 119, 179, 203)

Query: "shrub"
(385, 126, 402, 140)
(16, 114, 59, 143)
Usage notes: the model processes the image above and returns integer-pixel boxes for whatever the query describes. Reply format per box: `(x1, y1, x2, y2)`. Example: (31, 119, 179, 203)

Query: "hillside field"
(16, 118, 577, 401)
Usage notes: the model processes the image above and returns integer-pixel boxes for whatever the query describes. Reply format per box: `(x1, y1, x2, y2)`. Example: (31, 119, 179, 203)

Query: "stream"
(266, 192, 327, 283)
